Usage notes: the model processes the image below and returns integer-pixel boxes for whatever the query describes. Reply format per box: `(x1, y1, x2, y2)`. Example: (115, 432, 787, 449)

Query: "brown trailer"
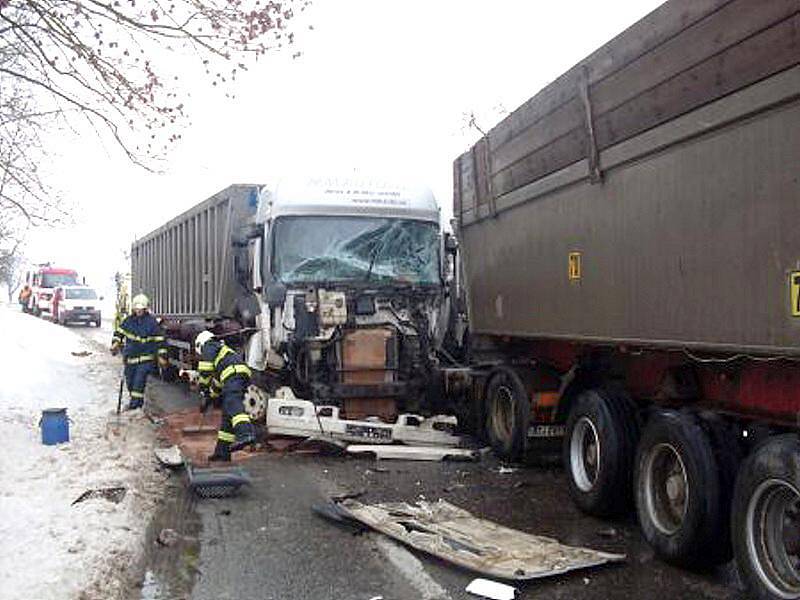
(451, 2, 800, 597)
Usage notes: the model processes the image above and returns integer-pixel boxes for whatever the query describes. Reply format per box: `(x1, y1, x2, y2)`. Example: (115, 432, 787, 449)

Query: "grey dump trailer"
(131, 184, 260, 321)
(450, 1, 800, 597)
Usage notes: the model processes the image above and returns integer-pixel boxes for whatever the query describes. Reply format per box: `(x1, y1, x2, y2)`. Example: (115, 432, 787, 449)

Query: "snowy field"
(0, 304, 165, 599)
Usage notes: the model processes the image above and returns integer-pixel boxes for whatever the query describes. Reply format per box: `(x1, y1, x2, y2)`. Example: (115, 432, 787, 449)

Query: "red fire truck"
(25, 265, 80, 317)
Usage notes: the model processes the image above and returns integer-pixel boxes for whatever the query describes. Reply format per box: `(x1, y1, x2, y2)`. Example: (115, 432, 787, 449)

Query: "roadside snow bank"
(0, 307, 164, 600)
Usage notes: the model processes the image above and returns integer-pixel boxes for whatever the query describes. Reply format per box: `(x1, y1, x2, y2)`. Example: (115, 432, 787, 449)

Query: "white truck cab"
(245, 176, 449, 421)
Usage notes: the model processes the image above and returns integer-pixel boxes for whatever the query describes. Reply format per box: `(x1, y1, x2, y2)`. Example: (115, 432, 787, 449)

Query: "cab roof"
(39, 267, 77, 275)
(257, 176, 439, 223)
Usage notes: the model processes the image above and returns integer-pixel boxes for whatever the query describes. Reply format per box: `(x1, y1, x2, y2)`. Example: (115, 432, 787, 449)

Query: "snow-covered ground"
(0, 304, 165, 600)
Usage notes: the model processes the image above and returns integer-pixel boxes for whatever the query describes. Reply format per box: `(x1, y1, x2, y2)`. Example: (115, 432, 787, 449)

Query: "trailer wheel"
(564, 388, 638, 516)
(484, 368, 530, 462)
(732, 434, 800, 599)
(635, 410, 726, 567)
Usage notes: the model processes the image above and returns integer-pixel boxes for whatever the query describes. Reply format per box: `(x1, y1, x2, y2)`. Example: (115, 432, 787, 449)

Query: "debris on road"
(154, 445, 184, 468)
(70, 350, 92, 357)
(495, 466, 518, 475)
(181, 424, 218, 435)
(466, 578, 517, 600)
(283, 435, 348, 455)
(187, 463, 251, 499)
(347, 444, 479, 462)
(266, 391, 460, 446)
(334, 499, 625, 581)
(311, 501, 370, 534)
(72, 486, 127, 506)
(156, 528, 181, 547)
(330, 489, 367, 502)
(159, 407, 229, 465)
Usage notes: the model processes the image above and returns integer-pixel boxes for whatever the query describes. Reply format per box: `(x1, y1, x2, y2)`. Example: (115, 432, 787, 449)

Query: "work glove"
(157, 355, 170, 368)
(110, 341, 120, 356)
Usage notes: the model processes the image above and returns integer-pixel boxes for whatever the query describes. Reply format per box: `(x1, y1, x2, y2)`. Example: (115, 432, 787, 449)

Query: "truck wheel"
(484, 367, 530, 462)
(564, 388, 639, 516)
(634, 410, 726, 567)
(732, 434, 800, 599)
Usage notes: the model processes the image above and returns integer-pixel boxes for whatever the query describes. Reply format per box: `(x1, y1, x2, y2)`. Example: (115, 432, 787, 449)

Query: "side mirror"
(265, 281, 287, 308)
(233, 223, 263, 244)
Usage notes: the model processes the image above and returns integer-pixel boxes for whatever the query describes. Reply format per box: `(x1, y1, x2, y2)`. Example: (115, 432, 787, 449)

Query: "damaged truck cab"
(246, 177, 449, 422)
(132, 177, 454, 431)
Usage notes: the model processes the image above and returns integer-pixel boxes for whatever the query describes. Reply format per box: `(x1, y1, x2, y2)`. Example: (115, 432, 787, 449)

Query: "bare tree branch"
(0, 0, 308, 230)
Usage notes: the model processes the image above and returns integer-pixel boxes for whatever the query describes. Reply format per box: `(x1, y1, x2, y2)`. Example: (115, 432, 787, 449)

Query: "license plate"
(528, 424, 566, 438)
(345, 424, 393, 440)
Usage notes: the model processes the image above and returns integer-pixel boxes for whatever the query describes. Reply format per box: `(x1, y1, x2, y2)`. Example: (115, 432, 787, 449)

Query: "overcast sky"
(25, 0, 664, 293)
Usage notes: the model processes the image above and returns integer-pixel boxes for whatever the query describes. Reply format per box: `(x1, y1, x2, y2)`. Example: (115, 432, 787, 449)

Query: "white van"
(53, 286, 102, 327)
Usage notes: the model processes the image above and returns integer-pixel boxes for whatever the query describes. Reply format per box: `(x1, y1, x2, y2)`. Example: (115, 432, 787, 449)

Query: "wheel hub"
(666, 473, 686, 505)
(491, 385, 515, 443)
(644, 443, 689, 535)
(585, 441, 598, 468)
(570, 416, 600, 493)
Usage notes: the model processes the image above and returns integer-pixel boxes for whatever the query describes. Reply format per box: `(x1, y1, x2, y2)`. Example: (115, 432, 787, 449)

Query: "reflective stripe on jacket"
(112, 312, 167, 361)
(197, 340, 251, 395)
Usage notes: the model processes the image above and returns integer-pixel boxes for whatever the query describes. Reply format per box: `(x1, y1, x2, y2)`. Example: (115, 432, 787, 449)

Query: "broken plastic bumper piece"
(265, 387, 460, 446)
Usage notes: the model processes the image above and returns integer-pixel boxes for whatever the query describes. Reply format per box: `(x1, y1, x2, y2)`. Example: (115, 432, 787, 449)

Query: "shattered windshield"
(272, 216, 440, 285)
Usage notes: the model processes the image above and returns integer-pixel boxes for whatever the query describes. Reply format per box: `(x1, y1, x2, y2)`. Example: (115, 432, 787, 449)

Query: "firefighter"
(110, 293, 169, 410)
(194, 330, 256, 461)
(18, 284, 32, 312)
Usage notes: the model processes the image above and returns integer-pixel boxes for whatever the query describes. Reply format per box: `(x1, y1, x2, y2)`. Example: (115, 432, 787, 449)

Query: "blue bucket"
(41, 408, 70, 445)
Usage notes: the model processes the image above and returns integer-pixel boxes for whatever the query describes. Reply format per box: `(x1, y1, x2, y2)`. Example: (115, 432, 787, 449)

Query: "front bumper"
(61, 310, 100, 322)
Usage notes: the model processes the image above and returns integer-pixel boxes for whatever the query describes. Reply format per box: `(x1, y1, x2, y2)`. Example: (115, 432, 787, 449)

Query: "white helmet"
(194, 330, 214, 354)
(131, 293, 150, 310)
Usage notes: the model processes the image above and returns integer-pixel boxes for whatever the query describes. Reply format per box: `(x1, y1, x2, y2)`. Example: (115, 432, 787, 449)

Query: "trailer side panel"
(131, 184, 260, 318)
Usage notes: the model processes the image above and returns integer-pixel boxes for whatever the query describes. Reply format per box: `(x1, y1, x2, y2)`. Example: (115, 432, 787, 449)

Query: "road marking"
(372, 535, 452, 600)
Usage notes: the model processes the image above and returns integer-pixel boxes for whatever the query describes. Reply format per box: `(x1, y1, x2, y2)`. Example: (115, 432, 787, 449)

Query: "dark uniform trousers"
(113, 313, 167, 409)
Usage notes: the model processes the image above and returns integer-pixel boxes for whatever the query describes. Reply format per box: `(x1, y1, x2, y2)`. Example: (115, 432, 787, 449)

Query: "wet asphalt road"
(117, 376, 748, 600)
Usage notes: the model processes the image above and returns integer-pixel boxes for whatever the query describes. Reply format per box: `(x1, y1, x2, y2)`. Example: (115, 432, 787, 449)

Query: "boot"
(230, 422, 256, 452)
(207, 441, 231, 463)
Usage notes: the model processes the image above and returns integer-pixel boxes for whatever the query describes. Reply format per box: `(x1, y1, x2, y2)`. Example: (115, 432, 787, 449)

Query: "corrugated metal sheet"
(131, 185, 260, 318)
